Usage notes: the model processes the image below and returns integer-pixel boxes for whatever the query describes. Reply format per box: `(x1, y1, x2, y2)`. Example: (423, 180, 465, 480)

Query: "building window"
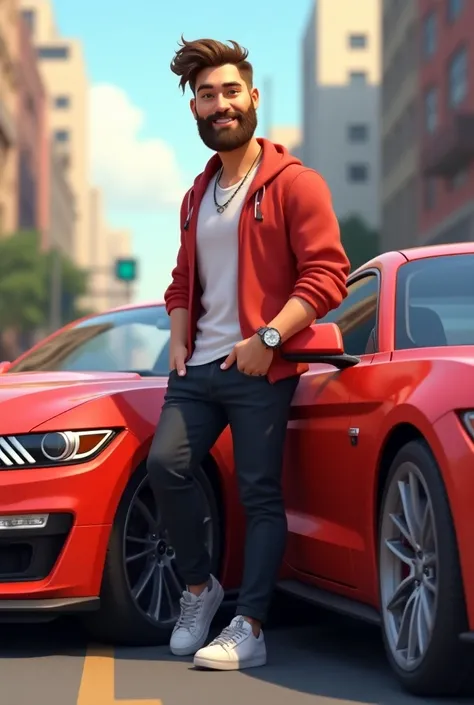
(423, 12, 437, 58)
(54, 95, 70, 109)
(37, 46, 70, 59)
(349, 34, 367, 49)
(424, 87, 438, 133)
(348, 124, 369, 142)
(347, 164, 369, 183)
(448, 46, 467, 108)
(447, 0, 463, 23)
(21, 9, 35, 33)
(54, 129, 70, 143)
(349, 71, 367, 84)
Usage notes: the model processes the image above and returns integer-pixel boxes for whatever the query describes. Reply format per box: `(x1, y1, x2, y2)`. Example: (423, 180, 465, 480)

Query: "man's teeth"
(214, 118, 234, 123)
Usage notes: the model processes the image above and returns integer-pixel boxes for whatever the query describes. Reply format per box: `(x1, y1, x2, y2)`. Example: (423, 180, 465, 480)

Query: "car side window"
(317, 274, 379, 356)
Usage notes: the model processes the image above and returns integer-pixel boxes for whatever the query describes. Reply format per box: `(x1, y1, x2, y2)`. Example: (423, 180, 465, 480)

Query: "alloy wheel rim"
(123, 475, 213, 626)
(380, 461, 438, 671)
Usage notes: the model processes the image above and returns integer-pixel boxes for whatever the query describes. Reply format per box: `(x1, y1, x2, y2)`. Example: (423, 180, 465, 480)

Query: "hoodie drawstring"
(254, 185, 265, 222)
(183, 185, 266, 230)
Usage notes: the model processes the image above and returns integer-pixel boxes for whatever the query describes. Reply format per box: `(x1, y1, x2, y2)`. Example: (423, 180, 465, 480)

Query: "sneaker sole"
(193, 653, 267, 671)
(170, 582, 225, 657)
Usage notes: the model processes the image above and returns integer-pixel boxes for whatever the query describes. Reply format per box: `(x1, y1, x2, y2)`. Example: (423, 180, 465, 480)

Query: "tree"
(0, 230, 89, 350)
(42, 246, 90, 324)
(339, 215, 380, 272)
(0, 230, 46, 331)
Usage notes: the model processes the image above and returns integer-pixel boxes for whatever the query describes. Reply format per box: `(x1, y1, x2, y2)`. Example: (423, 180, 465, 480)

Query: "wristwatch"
(256, 326, 282, 349)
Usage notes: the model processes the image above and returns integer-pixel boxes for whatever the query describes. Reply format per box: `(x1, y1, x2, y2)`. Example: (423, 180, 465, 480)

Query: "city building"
(0, 0, 19, 236)
(89, 188, 132, 311)
(300, 0, 381, 229)
(380, 0, 419, 252)
(419, 0, 474, 244)
(17, 9, 48, 237)
(88, 186, 109, 313)
(49, 138, 75, 255)
(20, 0, 91, 268)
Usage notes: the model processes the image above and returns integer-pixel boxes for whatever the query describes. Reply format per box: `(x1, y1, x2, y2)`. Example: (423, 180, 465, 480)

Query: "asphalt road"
(0, 598, 472, 705)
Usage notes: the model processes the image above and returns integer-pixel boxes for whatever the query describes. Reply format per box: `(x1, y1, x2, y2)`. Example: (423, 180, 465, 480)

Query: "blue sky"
(52, 0, 312, 301)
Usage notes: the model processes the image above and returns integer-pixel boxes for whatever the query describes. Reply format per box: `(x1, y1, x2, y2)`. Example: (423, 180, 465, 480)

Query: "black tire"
(378, 439, 472, 696)
(82, 462, 222, 645)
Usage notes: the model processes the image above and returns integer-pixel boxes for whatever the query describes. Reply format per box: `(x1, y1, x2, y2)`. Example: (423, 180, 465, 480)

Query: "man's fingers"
(220, 348, 236, 370)
(175, 355, 186, 376)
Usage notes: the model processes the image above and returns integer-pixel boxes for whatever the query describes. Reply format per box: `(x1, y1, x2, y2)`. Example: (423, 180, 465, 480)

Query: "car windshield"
(6, 305, 171, 376)
(395, 253, 474, 348)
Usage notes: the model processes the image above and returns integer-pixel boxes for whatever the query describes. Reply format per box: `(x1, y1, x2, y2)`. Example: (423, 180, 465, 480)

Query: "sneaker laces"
(174, 592, 202, 631)
(210, 619, 249, 647)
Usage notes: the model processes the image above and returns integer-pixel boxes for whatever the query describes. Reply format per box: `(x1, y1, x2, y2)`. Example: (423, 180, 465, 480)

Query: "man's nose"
(215, 95, 231, 111)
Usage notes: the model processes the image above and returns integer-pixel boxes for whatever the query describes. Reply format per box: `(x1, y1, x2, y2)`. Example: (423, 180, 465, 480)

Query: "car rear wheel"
(83, 462, 221, 645)
(378, 439, 472, 696)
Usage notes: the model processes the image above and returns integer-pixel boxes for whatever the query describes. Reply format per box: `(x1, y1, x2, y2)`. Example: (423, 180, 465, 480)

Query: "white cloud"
(90, 84, 186, 212)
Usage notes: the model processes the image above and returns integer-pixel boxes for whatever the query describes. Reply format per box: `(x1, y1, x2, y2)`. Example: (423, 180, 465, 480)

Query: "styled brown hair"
(170, 37, 253, 94)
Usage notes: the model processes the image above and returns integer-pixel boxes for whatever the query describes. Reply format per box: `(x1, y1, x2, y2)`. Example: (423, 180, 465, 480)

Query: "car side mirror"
(0, 361, 12, 373)
(280, 323, 360, 369)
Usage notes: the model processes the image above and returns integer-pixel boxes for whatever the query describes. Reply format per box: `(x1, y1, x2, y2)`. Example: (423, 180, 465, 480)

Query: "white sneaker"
(169, 575, 224, 656)
(193, 616, 267, 670)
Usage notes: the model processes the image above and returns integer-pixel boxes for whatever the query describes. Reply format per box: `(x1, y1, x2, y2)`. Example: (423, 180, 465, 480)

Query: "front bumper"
(0, 597, 99, 622)
(0, 428, 141, 607)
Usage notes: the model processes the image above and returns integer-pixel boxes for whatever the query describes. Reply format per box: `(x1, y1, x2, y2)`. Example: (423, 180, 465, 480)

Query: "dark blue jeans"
(146, 359, 299, 623)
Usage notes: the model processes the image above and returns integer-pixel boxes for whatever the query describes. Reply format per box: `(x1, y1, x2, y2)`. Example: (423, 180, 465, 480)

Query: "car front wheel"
(378, 439, 472, 696)
(83, 462, 221, 645)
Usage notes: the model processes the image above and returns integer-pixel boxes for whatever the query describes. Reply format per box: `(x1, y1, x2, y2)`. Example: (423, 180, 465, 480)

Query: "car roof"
(398, 241, 474, 261)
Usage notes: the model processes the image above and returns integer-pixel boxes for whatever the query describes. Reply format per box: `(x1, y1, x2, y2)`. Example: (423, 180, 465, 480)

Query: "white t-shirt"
(187, 165, 259, 366)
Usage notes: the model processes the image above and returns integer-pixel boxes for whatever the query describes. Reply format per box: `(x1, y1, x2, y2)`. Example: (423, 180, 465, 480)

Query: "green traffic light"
(115, 258, 137, 282)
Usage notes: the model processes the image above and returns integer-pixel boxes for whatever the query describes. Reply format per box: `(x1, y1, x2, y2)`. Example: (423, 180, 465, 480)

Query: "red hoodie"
(164, 138, 350, 383)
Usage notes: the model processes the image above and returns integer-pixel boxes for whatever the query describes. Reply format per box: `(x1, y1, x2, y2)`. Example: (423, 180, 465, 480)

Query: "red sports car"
(1, 242, 474, 695)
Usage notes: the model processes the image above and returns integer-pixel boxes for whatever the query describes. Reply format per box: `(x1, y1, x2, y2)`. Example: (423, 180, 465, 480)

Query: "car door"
(283, 271, 380, 587)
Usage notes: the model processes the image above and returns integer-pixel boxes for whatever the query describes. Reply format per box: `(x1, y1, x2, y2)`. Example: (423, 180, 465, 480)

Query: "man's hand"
(170, 342, 188, 376)
(221, 335, 273, 376)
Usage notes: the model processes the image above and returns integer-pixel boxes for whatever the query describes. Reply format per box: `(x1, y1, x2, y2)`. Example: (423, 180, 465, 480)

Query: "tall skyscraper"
(21, 0, 90, 265)
(17, 10, 48, 237)
(418, 0, 474, 245)
(300, 0, 381, 229)
(382, 0, 474, 251)
(0, 0, 19, 236)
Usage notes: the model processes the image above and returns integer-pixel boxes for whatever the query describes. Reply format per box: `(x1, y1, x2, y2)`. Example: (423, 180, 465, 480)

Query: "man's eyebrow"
(196, 81, 242, 92)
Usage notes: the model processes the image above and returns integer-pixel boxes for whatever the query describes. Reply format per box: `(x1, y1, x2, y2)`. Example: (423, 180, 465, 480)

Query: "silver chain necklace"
(213, 148, 262, 214)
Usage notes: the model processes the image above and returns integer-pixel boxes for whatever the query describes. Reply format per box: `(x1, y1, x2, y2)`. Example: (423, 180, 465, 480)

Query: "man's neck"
(217, 138, 261, 188)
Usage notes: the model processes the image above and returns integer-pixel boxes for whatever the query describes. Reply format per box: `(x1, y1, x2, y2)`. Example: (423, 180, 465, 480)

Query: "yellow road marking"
(77, 645, 162, 705)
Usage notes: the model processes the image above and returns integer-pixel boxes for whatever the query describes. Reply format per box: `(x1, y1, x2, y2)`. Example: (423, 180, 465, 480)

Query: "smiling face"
(190, 64, 259, 152)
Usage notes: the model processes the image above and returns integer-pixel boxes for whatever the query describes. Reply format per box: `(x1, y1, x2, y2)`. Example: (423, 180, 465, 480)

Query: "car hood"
(0, 371, 167, 433)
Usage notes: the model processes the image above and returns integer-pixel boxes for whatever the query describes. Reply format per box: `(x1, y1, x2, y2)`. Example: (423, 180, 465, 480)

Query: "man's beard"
(196, 103, 258, 152)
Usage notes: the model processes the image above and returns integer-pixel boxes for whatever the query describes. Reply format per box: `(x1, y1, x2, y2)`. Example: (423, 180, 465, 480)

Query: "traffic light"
(115, 257, 137, 282)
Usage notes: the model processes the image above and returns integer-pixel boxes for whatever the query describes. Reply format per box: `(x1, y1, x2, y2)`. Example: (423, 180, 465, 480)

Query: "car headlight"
(0, 429, 117, 469)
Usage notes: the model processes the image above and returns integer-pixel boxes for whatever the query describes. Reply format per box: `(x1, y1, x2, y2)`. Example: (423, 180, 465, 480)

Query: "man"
(147, 37, 350, 671)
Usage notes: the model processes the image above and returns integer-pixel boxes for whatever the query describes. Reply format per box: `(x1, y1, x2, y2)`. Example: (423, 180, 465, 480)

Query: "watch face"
(263, 328, 280, 347)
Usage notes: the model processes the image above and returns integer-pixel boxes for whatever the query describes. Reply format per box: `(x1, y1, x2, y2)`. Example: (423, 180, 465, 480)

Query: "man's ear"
(190, 98, 197, 119)
(250, 87, 259, 110)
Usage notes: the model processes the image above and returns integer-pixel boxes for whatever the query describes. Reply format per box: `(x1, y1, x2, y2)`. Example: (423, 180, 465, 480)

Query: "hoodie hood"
(183, 138, 303, 231)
